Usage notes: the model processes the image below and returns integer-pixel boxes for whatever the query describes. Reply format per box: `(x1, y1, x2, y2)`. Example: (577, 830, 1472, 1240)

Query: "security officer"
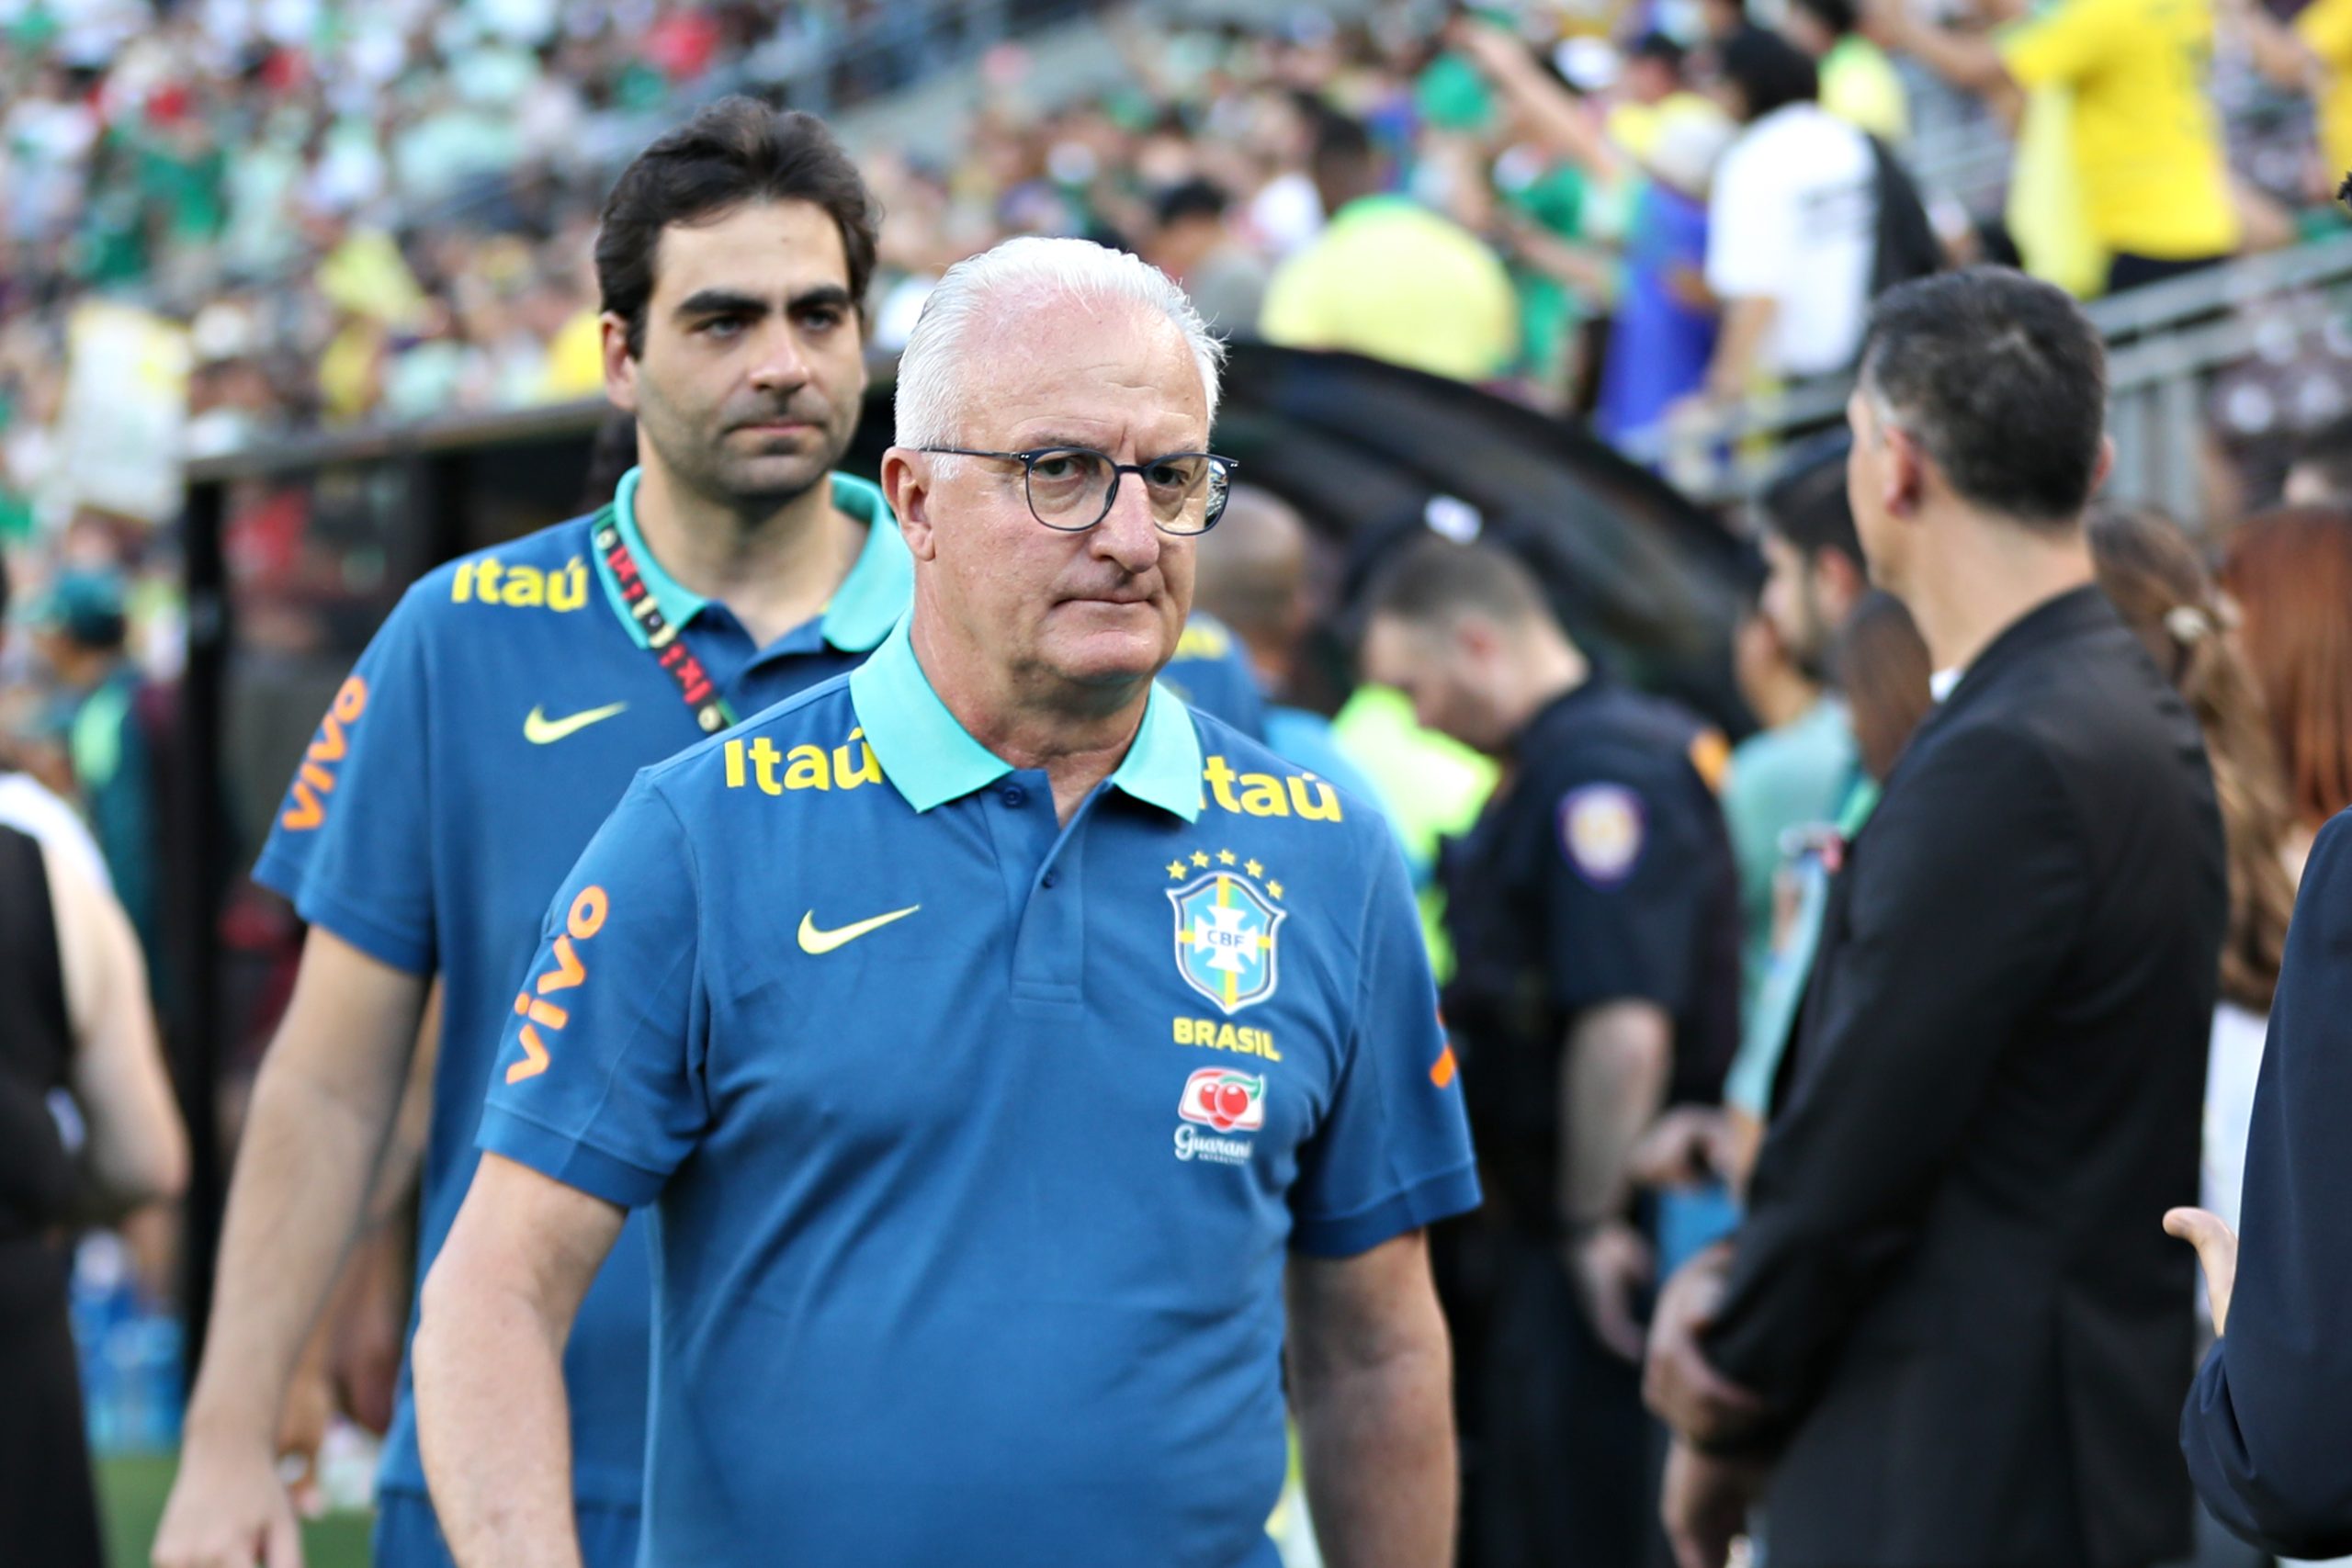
(1361, 535, 1741, 1568)
(412, 236, 1479, 1564)
(157, 101, 1265, 1568)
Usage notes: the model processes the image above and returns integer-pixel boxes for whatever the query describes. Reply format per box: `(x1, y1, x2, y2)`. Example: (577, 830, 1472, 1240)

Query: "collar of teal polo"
(591, 467, 910, 653)
(849, 615, 1204, 821)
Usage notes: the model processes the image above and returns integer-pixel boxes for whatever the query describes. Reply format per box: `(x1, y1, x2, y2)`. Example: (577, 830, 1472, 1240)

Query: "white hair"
(894, 235, 1227, 451)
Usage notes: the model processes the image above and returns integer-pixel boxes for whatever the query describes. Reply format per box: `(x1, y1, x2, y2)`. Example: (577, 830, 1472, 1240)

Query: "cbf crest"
(1166, 849, 1288, 1014)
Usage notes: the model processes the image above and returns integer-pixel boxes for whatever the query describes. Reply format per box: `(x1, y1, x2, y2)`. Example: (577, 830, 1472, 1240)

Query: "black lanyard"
(593, 513, 740, 735)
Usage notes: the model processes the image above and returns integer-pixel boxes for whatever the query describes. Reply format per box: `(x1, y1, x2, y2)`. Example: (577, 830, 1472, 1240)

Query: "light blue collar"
(849, 616, 1204, 820)
(591, 467, 910, 653)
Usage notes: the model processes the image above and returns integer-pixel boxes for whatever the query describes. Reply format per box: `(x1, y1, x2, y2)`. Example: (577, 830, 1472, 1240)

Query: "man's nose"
(746, 321, 810, 393)
(1088, 471, 1164, 572)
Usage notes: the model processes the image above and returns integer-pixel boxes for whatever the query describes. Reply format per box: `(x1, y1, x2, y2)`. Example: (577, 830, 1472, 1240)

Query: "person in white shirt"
(1698, 28, 1877, 400)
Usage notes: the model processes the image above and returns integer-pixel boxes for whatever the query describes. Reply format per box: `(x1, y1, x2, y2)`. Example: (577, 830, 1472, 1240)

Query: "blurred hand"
(1661, 1438, 1767, 1568)
(329, 1229, 409, 1436)
(275, 1359, 332, 1520)
(1628, 1106, 1736, 1192)
(1568, 1219, 1656, 1360)
(1645, 1244, 1768, 1444)
(1451, 18, 1538, 82)
(152, 1430, 304, 1568)
(2165, 1206, 2240, 1335)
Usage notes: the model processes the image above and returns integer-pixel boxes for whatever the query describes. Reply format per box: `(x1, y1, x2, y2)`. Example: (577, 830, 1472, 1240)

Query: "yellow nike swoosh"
(524, 702, 628, 745)
(797, 905, 922, 954)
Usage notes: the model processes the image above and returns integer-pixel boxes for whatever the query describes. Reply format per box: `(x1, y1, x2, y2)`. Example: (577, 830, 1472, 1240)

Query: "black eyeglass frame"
(913, 446, 1240, 536)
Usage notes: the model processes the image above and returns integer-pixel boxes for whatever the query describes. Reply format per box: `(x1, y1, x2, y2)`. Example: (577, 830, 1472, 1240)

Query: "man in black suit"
(1645, 266, 2228, 1568)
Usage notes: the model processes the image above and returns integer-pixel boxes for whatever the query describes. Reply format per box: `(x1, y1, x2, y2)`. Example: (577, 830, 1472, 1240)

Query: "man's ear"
(601, 312, 638, 413)
(1883, 423, 1928, 520)
(882, 449, 938, 563)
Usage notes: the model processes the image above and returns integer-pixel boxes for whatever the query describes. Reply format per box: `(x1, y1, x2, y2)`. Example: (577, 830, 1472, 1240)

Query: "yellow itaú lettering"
(784, 743, 831, 790)
(452, 562, 476, 603)
(1176, 622, 1230, 660)
(1238, 773, 1291, 817)
(474, 558, 505, 603)
(832, 728, 881, 789)
(725, 739, 746, 789)
(548, 558, 588, 613)
(1287, 775, 1342, 820)
(748, 737, 785, 795)
(1203, 754, 1243, 813)
(502, 565, 546, 607)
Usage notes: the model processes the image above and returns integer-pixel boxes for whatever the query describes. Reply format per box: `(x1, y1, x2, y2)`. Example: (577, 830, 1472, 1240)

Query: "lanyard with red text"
(593, 512, 741, 736)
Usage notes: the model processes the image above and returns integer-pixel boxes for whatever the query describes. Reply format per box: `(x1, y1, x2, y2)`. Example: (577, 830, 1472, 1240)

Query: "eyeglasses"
(916, 446, 1238, 536)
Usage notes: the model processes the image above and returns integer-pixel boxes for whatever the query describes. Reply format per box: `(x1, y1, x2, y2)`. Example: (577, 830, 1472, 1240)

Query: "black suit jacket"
(1702, 587, 2226, 1568)
(2182, 809, 2352, 1559)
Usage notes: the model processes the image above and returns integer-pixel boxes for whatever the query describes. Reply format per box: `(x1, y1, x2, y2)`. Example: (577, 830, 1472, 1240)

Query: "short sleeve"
(1290, 843, 1481, 1257)
(475, 778, 709, 1210)
(251, 588, 438, 974)
(2000, 0, 2124, 90)
(1545, 766, 1716, 1018)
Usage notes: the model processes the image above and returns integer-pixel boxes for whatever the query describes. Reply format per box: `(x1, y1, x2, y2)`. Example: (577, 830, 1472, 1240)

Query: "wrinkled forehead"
(951, 295, 1210, 452)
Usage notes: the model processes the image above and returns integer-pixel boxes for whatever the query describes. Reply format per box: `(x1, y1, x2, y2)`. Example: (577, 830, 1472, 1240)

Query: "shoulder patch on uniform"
(1559, 783, 1646, 887)
(1688, 729, 1730, 793)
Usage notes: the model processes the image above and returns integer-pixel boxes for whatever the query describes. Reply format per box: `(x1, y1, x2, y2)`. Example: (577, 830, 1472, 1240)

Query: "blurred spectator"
(1782, 0, 1912, 143)
(1693, 587, 1930, 1190)
(0, 811, 187, 1565)
(0, 552, 111, 891)
(2222, 506, 2352, 861)
(2090, 504, 2297, 1251)
(27, 567, 162, 974)
(1363, 534, 1741, 1568)
(1144, 178, 1270, 339)
(1607, 33, 1724, 160)
(2222, 0, 2352, 204)
(1190, 485, 1397, 831)
(1885, 0, 2242, 292)
(1721, 452, 1868, 1019)
(1693, 29, 1877, 405)
(1259, 112, 1520, 382)
(1593, 109, 1730, 454)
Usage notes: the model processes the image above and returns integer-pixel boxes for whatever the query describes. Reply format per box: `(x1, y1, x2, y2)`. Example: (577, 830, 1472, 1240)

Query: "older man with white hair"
(411, 236, 1480, 1568)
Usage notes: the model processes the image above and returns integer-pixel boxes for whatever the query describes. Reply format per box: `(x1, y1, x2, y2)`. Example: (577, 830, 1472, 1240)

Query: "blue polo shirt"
(478, 618, 1480, 1564)
(253, 468, 910, 1516)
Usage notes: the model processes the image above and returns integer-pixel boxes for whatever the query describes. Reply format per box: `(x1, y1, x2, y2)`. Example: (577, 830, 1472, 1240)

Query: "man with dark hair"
(155, 97, 899, 1568)
(1646, 267, 2227, 1568)
(1259, 112, 1518, 381)
(1360, 535, 1740, 1568)
(1695, 28, 1878, 400)
(1145, 177, 1270, 337)
(1718, 450, 1871, 1029)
